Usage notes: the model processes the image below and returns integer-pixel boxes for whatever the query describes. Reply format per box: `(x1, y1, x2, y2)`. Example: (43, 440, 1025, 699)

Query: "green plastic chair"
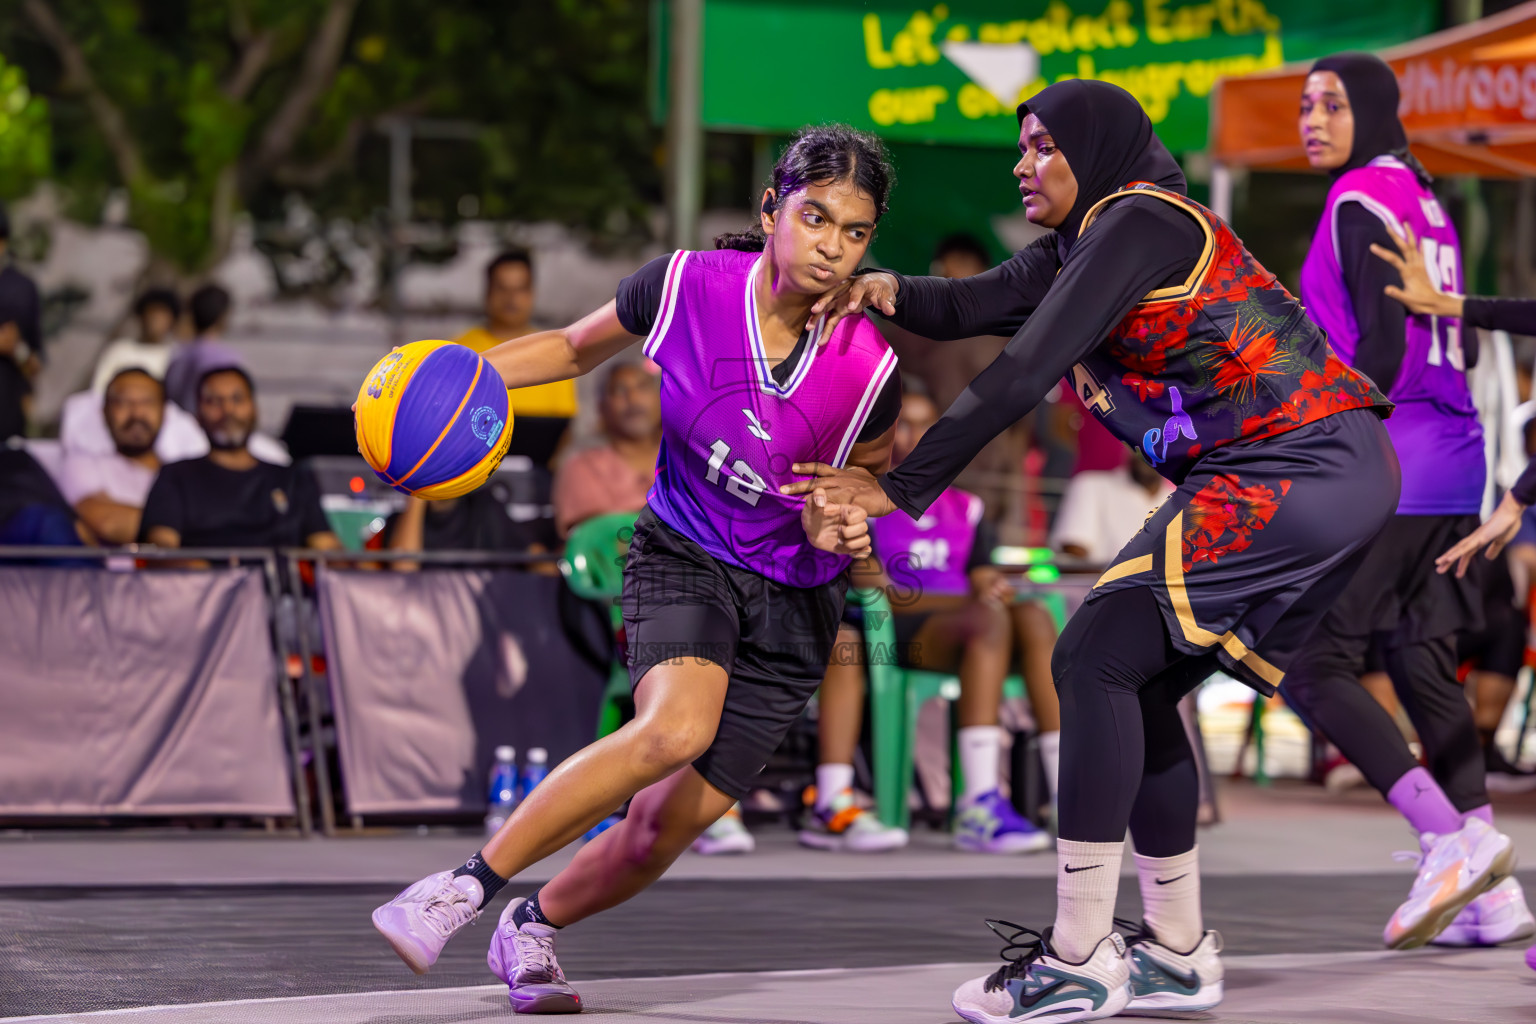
(849, 587, 1029, 831)
(558, 512, 638, 739)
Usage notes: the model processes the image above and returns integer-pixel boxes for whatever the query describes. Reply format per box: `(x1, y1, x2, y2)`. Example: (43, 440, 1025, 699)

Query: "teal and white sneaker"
(954, 789, 1052, 854)
(1121, 920, 1224, 1013)
(951, 922, 1129, 1024)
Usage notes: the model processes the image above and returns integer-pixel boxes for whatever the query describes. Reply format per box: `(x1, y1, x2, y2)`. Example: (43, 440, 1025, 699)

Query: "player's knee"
(630, 716, 716, 772)
(964, 601, 1010, 646)
(1014, 600, 1058, 643)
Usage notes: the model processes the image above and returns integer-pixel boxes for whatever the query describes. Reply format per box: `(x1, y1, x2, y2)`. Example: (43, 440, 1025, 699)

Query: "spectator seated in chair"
(551, 361, 660, 537)
(456, 248, 577, 467)
(1050, 447, 1174, 566)
(92, 288, 181, 395)
(859, 387, 1060, 853)
(382, 480, 561, 574)
(0, 276, 35, 442)
(58, 368, 165, 546)
(164, 284, 246, 414)
(0, 443, 84, 547)
(139, 367, 339, 554)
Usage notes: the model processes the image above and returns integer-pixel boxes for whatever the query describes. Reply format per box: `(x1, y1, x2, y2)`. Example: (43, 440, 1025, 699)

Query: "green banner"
(659, 0, 1437, 152)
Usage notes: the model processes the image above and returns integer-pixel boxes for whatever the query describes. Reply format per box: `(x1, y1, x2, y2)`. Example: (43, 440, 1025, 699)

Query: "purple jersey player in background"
(864, 386, 1062, 854)
(1282, 52, 1526, 951)
(370, 126, 903, 1012)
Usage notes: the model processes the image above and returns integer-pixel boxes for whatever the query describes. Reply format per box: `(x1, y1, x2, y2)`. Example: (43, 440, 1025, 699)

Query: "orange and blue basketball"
(354, 340, 514, 499)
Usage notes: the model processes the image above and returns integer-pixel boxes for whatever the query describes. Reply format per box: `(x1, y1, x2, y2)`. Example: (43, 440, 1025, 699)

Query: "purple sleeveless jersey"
(869, 487, 983, 597)
(1300, 156, 1483, 515)
(640, 249, 899, 588)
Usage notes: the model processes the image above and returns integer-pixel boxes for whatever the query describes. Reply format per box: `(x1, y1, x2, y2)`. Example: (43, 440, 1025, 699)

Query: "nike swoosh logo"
(1154, 874, 1188, 885)
(1152, 960, 1200, 992)
(1064, 864, 1101, 873)
(1014, 979, 1067, 1009)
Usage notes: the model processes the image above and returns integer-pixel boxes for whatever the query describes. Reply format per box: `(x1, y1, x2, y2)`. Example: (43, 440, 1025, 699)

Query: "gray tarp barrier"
(317, 569, 606, 815)
(0, 566, 295, 816)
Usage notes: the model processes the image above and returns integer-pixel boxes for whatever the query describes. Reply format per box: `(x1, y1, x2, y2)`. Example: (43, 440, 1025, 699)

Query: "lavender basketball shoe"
(488, 898, 582, 1014)
(371, 870, 482, 974)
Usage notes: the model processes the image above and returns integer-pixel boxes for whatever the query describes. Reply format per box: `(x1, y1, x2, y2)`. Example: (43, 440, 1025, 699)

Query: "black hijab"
(1310, 52, 1431, 186)
(1017, 80, 1186, 255)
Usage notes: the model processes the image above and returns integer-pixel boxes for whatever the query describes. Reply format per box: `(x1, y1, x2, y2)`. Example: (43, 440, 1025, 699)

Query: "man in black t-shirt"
(140, 367, 341, 552)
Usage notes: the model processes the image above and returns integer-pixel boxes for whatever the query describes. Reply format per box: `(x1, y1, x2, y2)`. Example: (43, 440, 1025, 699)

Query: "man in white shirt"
(59, 368, 165, 545)
(1051, 454, 1174, 565)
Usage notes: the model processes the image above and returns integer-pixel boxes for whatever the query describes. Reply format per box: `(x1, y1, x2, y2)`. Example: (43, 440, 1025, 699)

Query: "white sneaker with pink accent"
(1383, 817, 1515, 949)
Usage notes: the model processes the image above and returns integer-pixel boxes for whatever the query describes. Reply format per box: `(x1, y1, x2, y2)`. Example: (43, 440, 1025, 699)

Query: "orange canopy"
(1211, 1, 1536, 176)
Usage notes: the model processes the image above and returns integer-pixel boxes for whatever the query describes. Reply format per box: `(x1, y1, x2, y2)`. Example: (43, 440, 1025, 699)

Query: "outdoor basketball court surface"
(5, 782, 1536, 1024)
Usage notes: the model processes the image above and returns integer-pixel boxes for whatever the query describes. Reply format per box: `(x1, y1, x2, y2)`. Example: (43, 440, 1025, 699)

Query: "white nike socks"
(958, 726, 1003, 801)
(1053, 838, 1124, 962)
(815, 763, 854, 809)
(1038, 730, 1061, 804)
(1135, 847, 1203, 953)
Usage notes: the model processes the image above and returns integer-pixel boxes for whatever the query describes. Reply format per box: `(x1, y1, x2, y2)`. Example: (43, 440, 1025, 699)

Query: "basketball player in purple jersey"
(787, 80, 1428, 1023)
(370, 127, 901, 1013)
(1280, 52, 1524, 949)
(1374, 219, 1536, 951)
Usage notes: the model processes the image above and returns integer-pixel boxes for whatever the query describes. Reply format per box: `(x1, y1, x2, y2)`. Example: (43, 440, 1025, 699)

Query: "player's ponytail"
(714, 124, 895, 252)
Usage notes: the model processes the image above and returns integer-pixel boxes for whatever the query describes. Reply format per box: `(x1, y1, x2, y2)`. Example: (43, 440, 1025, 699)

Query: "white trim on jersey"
(833, 346, 899, 468)
(1329, 189, 1406, 266)
(642, 250, 691, 360)
(744, 255, 821, 397)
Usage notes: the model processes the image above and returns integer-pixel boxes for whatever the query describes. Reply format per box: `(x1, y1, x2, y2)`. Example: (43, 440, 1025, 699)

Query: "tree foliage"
(3, 0, 660, 278)
(0, 56, 51, 200)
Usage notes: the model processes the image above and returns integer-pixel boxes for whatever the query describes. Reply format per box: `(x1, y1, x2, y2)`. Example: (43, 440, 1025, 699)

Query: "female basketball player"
(371, 126, 902, 1013)
(782, 80, 1485, 1024)
(1278, 52, 1528, 950)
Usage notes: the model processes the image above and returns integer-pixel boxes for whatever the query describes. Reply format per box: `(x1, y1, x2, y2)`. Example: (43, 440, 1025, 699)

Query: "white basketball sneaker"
(1121, 921, 1224, 1013)
(1383, 817, 1515, 949)
(371, 870, 482, 974)
(951, 923, 1130, 1024)
(488, 898, 582, 1014)
(1432, 876, 1536, 947)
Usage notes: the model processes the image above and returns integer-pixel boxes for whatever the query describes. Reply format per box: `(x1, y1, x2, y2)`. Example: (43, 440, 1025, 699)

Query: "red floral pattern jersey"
(1069, 182, 1391, 484)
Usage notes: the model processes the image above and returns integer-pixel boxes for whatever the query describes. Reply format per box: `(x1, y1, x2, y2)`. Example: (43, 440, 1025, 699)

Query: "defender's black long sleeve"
(878, 197, 1203, 517)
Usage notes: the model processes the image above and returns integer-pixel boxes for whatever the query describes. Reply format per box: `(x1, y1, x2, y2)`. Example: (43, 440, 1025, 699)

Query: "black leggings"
(1281, 632, 1486, 812)
(1054, 585, 1216, 858)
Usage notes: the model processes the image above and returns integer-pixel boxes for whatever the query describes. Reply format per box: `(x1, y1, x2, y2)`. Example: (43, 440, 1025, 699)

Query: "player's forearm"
(482, 329, 583, 389)
(483, 300, 636, 389)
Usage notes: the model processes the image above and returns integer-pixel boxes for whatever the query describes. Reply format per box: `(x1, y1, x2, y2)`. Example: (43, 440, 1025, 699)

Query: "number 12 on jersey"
(706, 438, 767, 507)
(1420, 236, 1465, 371)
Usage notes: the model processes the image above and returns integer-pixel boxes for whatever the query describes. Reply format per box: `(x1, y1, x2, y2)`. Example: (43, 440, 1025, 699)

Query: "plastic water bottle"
(485, 745, 517, 837)
(520, 747, 550, 801)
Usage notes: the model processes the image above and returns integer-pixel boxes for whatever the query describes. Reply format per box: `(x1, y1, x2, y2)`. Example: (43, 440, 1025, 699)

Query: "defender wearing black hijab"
(787, 81, 1405, 1023)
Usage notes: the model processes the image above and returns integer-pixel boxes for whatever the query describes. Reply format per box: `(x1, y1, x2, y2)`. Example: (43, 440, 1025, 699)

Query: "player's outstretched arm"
(1371, 223, 1464, 319)
(481, 300, 639, 389)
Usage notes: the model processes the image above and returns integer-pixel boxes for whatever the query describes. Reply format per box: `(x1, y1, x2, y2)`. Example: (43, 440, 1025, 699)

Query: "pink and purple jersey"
(1300, 157, 1483, 515)
(640, 248, 899, 587)
(869, 487, 984, 597)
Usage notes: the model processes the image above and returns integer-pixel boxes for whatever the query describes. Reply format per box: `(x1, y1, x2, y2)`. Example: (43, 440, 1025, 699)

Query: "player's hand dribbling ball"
(354, 340, 514, 499)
